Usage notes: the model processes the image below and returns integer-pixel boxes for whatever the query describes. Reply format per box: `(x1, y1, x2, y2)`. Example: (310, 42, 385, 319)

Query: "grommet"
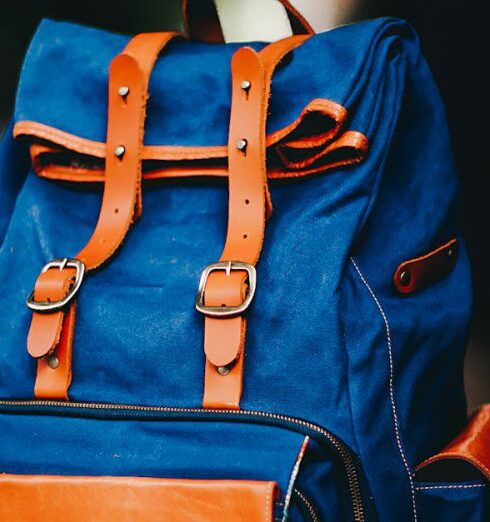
(236, 139, 248, 151)
(118, 86, 130, 97)
(217, 365, 231, 376)
(114, 145, 126, 159)
(240, 80, 251, 92)
(399, 270, 411, 287)
(48, 355, 59, 369)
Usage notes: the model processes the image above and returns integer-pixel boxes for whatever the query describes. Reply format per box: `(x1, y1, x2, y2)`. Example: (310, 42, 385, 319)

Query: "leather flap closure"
(0, 475, 279, 522)
(11, 18, 420, 180)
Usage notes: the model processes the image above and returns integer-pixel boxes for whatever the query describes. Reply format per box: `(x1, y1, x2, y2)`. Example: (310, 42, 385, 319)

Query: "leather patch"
(0, 476, 278, 522)
(416, 404, 490, 481)
(394, 238, 458, 295)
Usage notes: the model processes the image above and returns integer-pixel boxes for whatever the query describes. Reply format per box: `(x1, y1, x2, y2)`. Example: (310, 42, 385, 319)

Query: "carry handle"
(182, 0, 314, 43)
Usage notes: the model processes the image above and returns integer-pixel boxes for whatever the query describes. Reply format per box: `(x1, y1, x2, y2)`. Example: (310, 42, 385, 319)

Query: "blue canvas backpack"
(0, 1, 488, 520)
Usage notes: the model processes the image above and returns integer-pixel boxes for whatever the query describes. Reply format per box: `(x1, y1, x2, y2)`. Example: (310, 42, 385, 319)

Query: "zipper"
(0, 399, 366, 521)
(293, 488, 320, 522)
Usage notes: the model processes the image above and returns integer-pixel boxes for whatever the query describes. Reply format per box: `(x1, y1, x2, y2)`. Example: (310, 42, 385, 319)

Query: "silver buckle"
(195, 261, 257, 318)
(26, 258, 86, 313)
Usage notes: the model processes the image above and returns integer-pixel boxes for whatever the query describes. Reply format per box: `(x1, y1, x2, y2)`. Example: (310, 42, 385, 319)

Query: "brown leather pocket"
(0, 475, 278, 522)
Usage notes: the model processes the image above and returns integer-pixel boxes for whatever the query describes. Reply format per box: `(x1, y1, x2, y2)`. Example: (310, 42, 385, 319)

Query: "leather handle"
(182, 0, 314, 43)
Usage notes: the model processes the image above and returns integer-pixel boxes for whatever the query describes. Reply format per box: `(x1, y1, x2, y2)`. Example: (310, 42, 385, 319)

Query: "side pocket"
(414, 405, 490, 521)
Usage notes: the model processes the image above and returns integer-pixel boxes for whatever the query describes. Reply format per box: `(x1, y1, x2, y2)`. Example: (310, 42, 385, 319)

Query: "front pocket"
(0, 401, 373, 521)
(0, 475, 278, 522)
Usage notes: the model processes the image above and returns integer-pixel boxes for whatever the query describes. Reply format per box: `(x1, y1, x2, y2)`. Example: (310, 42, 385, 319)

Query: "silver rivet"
(114, 145, 126, 158)
(48, 355, 59, 369)
(399, 270, 411, 287)
(241, 80, 251, 91)
(448, 248, 454, 258)
(118, 86, 130, 97)
(236, 139, 248, 151)
(217, 365, 231, 376)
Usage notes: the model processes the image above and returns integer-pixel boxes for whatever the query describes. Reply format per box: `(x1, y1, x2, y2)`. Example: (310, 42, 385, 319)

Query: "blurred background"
(0, 1, 487, 408)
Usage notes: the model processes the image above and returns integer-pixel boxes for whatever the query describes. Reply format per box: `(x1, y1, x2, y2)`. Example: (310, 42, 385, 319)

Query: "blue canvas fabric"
(0, 16, 483, 521)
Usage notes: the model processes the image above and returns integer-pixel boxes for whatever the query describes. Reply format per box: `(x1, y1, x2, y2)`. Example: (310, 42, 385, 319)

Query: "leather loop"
(26, 32, 182, 400)
(201, 35, 311, 409)
(182, 0, 314, 43)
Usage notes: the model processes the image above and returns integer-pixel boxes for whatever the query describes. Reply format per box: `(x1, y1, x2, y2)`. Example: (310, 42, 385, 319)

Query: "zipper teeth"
(293, 488, 320, 522)
(0, 400, 365, 521)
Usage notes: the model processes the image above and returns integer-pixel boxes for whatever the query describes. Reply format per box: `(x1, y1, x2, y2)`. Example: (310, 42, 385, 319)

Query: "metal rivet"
(114, 145, 126, 158)
(217, 365, 231, 376)
(448, 248, 454, 258)
(236, 139, 248, 151)
(48, 355, 59, 369)
(118, 86, 130, 97)
(241, 80, 251, 92)
(399, 270, 411, 287)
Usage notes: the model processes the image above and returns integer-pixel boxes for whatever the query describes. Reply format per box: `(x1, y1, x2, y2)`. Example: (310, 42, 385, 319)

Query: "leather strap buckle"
(196, 261, 257, 318)
(26, 258, 86, 313)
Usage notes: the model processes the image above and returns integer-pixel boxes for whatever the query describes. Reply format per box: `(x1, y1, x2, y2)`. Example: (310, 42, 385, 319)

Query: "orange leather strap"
(200, 36, 310, 409)
(182, 0, 314, 44)
(26, 32, 182, 400)
(0, 475, 278, 522)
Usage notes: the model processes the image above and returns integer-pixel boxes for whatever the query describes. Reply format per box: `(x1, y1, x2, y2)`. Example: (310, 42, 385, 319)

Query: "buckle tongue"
(26, 258, 86, 313)
(196, 261, 256, 318)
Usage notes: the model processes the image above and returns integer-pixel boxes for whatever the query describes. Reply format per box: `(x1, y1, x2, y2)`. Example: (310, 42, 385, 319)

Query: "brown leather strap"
(182, 0, 314, 43)
(27, 32, 182, 400)
(201, 36, 310, 409)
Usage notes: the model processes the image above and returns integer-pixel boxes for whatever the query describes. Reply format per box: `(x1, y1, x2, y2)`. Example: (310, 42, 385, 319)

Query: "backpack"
(0, 1, 488, 520)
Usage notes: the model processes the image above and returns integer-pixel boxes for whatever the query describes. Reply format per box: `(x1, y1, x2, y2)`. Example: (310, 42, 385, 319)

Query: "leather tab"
(0, 475, 279, 522)
(416, 404, 490, 481)
(27, 268, 76, 359)
(394, 238, 458, 295)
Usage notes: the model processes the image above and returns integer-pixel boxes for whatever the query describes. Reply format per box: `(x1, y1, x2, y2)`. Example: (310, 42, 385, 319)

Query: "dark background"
(0, 1, 487, 407)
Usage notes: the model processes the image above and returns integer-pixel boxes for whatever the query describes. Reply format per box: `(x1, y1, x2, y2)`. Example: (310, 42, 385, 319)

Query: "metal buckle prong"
(26, 258, 86, 313)
(196, 261, 257, 318)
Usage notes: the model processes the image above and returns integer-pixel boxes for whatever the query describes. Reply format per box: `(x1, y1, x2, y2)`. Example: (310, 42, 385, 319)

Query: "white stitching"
(350, 257, 418, 521)
(415, 484, 486, 491)
(282, 436, 310, 522)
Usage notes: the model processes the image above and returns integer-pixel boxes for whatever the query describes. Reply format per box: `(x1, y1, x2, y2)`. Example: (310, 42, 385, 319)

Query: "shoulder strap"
(197, 35, 311, 409)
(26, 32, 182, 400)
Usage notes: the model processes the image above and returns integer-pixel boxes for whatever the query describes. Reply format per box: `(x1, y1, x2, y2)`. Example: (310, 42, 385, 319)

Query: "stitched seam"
(350, 257, 418, 522)
(265, 482, 271, 521)
(415, 484, 486, 491)
(282, 436, 309, 522)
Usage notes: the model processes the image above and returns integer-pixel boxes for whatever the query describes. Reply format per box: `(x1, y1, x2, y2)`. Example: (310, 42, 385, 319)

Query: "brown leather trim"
(182, 0, 314, 44)
(393, 238, 458, 295)
(14, 97, 350, 162)
(0, 475, 279, 522)
(27, 32, 182, 401)
(416, 404, 490, 481)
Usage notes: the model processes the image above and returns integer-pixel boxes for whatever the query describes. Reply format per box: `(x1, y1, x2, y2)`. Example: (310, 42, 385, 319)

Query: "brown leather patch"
(0, 476, 278, 522)
(393, 238, 458, 295)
